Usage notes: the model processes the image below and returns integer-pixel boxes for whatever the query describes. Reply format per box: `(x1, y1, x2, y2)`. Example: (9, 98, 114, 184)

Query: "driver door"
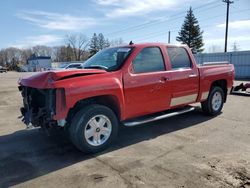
(123, 46, 171, 119)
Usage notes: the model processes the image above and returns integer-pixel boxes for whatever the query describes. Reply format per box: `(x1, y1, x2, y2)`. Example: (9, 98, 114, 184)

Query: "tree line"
(0, 33, 124, 70)
(2, 7, 231, 71)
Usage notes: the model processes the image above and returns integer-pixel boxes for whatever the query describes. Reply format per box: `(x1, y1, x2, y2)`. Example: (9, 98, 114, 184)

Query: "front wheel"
(69, 104, 118, 153)
(201, 86, 225, 116)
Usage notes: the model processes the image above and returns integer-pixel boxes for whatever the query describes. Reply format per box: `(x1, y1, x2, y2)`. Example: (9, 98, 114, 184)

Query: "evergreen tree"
(97, 33, 106, 50)
(89, 33, 99, 56)
(105, 38, 110, 48)
(176, 7, 204, 53)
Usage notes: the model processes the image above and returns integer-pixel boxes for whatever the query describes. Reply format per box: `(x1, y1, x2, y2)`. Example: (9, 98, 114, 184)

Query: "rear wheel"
(69, 104, 118, 153)
(201, 86, 225, 116)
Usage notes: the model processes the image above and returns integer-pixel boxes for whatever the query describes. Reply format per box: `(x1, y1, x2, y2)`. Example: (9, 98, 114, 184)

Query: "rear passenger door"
(166, 47, 199, 107)
(123, 47, 171, 119)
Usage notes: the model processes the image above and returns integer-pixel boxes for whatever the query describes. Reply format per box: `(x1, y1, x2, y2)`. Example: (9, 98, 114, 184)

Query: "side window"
(167, 47, 192, 69)
(132, 47, 165, 74)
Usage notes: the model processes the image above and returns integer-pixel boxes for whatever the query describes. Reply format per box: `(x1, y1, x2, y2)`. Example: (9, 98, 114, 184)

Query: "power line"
(106, 3, 221, 37)
(112, 3, 222, 37)
(134, 8, 249, 42)
(104, 1, 221, 37)
(134, 8, 250, 42)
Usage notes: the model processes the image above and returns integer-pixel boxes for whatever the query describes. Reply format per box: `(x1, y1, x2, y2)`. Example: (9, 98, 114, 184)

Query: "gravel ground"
(0, 72, 250, 188)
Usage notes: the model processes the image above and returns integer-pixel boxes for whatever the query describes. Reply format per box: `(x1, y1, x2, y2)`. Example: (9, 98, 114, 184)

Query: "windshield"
(83, 47, 132, 71)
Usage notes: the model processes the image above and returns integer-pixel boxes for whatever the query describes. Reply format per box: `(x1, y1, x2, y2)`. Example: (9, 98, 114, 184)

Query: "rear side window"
(132, 47, 165, 73)
(167, 47, 191, 69)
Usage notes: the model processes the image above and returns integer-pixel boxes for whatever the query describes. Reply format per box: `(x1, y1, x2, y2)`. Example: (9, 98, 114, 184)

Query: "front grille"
(19, 86, 56, 126)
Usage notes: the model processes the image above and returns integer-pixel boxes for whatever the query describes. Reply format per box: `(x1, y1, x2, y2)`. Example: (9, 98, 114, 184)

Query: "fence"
(194, 51, 250, 79)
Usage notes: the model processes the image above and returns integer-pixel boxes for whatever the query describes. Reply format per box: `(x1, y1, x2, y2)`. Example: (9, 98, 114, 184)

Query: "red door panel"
(123, 46, 171, 119)
(169, 69, 199, 107)
(123, 71, 171, 119)
(166, 46, 199, 107)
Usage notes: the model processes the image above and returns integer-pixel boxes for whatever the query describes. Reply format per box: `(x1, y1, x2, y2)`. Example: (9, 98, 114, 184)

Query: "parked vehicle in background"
(0, 66, 7, 73)
(56, 63, 83, 70)
(18, 43, 235, 153)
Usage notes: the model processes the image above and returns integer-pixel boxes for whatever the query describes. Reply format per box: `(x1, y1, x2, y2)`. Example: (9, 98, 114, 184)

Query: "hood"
(19, 69, 106, 89)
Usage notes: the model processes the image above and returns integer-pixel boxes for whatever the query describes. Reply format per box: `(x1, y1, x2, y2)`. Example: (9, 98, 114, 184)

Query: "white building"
(27, 56, 52, 72)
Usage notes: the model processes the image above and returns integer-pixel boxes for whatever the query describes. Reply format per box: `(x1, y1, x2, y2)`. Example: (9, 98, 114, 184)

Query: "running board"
(123, 106, 195, 127)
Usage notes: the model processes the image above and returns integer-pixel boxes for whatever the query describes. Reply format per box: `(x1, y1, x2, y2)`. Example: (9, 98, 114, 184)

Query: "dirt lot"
(0, 72, 250, 188)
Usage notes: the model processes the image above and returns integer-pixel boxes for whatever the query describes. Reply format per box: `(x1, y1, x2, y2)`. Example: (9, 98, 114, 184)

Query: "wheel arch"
(210, 79, 228, 102)
(66, 95, 121, 126)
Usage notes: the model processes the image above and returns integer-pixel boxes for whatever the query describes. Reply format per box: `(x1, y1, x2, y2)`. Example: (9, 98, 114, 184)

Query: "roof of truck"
(116, 42, 188, 48)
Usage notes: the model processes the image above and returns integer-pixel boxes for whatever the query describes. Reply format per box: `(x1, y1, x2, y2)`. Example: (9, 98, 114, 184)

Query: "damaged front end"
(19, 86, 57, 128)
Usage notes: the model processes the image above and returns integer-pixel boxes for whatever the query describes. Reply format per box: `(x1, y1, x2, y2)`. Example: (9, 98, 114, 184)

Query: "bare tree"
(31, 45, 53, 57)
(208, 45, 223, 53)
(231, 41, 240, 52)
(5, 48, 22, 62)
(52, 46, 61, 62)
(21, 48, 32, 64)
(0, 45, 59, 69)
(0, 49, 8, 66)
(0, 47, 23, 70)
(110, 38, 125, 47)
(66, 34, 89, 61)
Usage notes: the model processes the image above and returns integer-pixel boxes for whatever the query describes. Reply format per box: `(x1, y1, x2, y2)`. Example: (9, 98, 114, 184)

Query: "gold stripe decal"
(170, 94, 198, 106)
(201, 91, 209, 101)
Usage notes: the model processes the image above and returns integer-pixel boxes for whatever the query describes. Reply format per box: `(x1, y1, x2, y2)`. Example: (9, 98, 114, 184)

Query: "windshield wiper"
(84, 65, 108, 70)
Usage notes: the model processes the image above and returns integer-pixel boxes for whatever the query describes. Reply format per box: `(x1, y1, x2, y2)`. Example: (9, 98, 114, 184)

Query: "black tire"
(68, 104, 118, 153)
(201, 86, 225, 116)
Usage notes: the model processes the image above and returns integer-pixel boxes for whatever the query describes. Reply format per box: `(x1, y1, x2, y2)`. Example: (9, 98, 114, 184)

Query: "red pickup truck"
(19, 43, 235, 153)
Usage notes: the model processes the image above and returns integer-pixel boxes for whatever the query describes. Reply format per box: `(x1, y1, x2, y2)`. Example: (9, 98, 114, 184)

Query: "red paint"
(19, 43, 235, 121)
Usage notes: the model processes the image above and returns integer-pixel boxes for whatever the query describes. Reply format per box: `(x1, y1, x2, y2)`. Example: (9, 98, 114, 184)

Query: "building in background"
(194, 50, 250, 79)
(26, 56, 52, 72)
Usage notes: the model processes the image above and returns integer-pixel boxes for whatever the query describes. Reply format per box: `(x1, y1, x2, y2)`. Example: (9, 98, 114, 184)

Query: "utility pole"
(168, 31, 171, 43)
(223, 0, 233, 52)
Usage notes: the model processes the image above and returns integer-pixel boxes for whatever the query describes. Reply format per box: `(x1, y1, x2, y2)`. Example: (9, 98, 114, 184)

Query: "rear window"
(167, 47, 192, 69)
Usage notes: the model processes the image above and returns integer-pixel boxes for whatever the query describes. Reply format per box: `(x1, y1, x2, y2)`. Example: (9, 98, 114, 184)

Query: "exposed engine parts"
(18, 86, 57, 128)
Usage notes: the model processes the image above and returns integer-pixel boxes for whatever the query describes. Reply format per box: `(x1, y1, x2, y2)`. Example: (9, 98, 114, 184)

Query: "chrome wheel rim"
(212, 91, 222, 111)
(84, 115, 112, 146)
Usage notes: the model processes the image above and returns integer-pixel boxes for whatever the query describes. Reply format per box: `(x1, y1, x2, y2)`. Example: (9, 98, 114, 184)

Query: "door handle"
(188, 74, 198, 78)
(159, 77, 169, 83)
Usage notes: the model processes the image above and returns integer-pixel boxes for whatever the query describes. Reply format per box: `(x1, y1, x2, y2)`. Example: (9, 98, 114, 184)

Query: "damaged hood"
(19, 69, 106, 88)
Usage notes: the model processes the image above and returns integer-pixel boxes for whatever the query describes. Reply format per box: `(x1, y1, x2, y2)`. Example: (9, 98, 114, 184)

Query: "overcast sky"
(0, 0, 249, 52)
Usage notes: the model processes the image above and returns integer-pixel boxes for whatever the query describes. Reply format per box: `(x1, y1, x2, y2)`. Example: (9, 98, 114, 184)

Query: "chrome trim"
(203, 61, 229, 66)
(123, 106, 195, 127)
(201, 91, 209, 101)
(170, 94, 198, 106)
(188, 74, 198, 78)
